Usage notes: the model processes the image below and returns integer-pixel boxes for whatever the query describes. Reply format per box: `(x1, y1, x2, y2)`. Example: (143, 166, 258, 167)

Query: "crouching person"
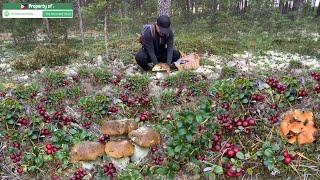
(135, 15, 181, 71)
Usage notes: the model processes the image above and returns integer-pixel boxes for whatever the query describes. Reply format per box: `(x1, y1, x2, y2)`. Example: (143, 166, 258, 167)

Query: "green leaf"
(236, 152, 245, 160)
(288, 96, 295, 101)
(278, 103, 285, 108)
(256, 151, 262, 156)
(177, 121, 183, 128)
(242, 98, 249, 104)
(213, 165, 223, 175)
(156, 167, 167, 174)
(277, 155, 284, 161)
(31, 134, 37, 140)
(239, 93, 245, 98)
(7, 119, 14, 125)
(196, 115, 203, 123)
(263, 148, 273, 157)
(174, 145, 182, 153)
(43, 154, 53, 161)
(285, 91, 291, 97)
(205, 172, 216, 180)
(178, 128, 186, 135)
(166, 124, 173, 130)
(24, 153, 33, 161)
(186, 135, 193, 142)
(221, 157, 229, 163)
(69, 128, 78, 134)
(230, 104, 237, 109)
(230, 158, 236, 163)
(186, 114, 194, 122)
(54, 151, 65, 160)
(35, 157, 44, 166)
(271, 144, 280, 151)
(246, 167, 253, 175)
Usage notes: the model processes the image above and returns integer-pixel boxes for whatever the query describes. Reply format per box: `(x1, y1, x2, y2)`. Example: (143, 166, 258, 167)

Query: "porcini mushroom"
(128, 126, 161, 148)
(105, 140, 134, 158)
(128, 126, 161, 163)
(101, 119, 137, 136)
(105, 140, 134, 170)
(70, 141, 105, 163)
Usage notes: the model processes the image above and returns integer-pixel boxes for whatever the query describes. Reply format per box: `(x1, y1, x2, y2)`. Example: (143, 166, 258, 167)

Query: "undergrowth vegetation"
(1, 4, 320, 179)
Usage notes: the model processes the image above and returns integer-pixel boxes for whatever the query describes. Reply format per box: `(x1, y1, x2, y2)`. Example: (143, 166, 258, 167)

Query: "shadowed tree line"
(0, 0, 319, 47)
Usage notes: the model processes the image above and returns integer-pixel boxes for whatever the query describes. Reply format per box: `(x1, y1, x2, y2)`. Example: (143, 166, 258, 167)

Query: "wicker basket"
(174, 53, 200, 71)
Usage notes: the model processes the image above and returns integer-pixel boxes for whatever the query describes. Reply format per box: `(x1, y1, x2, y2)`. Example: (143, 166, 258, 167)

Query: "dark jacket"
(142, 25, 174, 64)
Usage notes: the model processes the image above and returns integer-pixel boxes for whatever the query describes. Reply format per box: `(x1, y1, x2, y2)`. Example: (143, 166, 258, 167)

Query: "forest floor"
(0, 27, 320, 179)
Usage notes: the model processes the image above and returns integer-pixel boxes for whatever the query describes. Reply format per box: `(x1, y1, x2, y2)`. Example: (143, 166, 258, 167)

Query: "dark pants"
(135, 49, 181, 70)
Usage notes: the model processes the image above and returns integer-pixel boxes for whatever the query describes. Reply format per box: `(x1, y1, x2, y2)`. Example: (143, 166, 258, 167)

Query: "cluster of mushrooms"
(70, 119, 161, 169)
(279, 109, 318, 145)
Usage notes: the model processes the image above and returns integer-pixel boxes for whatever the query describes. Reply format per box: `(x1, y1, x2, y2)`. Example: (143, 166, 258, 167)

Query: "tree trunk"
(158, 0, 171, 16)
(212, 0, 218, 13)
(119, 8, 123, 36)
(44, 19, 52, 42)
(104, 9, 108, 54)
(11, 21, 17, 45)
(293, 0, 304, 11)
(77, 0, 85, 45)
(185, 0, 191, 20)
(317, 5, 320, 17)
(63, 27, 68, 43)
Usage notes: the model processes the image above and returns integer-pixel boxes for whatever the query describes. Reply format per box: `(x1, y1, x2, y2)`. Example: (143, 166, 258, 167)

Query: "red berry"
(212, 135, 220, 142)
(213, 144, 221, 151)
(139, 115, 147, 122)
(233, 147, 241, 153)
(270, 104, 277, 109)
(47, 149, 53, 155)
(283, 151, 289, 157)
(248, 119, 255, 126)
(225, 143, 232, 148)
(17, 167, 23, 175)
(284, 157, 292, 165)
(196, 155, 205, 161)
(46, 144, 52, 150)
(151, 146, 158, 153)
(226, 149, 235, 158)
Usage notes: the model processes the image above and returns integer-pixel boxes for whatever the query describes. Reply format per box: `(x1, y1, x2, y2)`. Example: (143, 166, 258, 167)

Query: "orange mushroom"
(279, 109, 318, 145)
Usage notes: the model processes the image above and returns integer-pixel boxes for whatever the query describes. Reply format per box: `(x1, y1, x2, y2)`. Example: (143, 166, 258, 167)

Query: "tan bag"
(174, 53, 200, 71)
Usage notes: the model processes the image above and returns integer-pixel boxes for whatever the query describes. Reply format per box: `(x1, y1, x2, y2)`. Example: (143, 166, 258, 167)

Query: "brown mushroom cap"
(279, 109, 318, 145)
(105, 140, 134, 158)
(101, 119, 138, 136)
(297, 124, 317, 145)
(70, 141, 105, 163)
(128, 126, 161, 148)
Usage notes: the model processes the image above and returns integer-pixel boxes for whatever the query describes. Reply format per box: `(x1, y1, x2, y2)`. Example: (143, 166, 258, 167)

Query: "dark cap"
(156, 15, 171, 35)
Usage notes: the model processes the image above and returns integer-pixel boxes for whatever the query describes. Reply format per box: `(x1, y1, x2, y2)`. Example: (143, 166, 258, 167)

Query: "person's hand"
(168, 63, 177, 70)
(147, 63, 155, 68)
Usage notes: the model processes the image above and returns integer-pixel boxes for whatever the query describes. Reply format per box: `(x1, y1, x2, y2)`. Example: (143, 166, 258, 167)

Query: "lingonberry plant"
(1, 57, 320, 180)
(78, 95, 110, 118)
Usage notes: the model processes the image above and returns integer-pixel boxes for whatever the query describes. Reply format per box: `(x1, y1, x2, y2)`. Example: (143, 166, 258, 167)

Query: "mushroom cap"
(288, 122, 304, 134)
(101, 119, 138, 136)
(279, 113, 293, 137)
(279, 109, 318, 145)
(288, 136, 297, 144)
(292, 109, 313, 123)
(70, 141, 105, 163)
(297, 124, 317, 145)
(128, 126, 161, 148)
(105, 140, 134, 158)
(152, 63, 170, 72)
